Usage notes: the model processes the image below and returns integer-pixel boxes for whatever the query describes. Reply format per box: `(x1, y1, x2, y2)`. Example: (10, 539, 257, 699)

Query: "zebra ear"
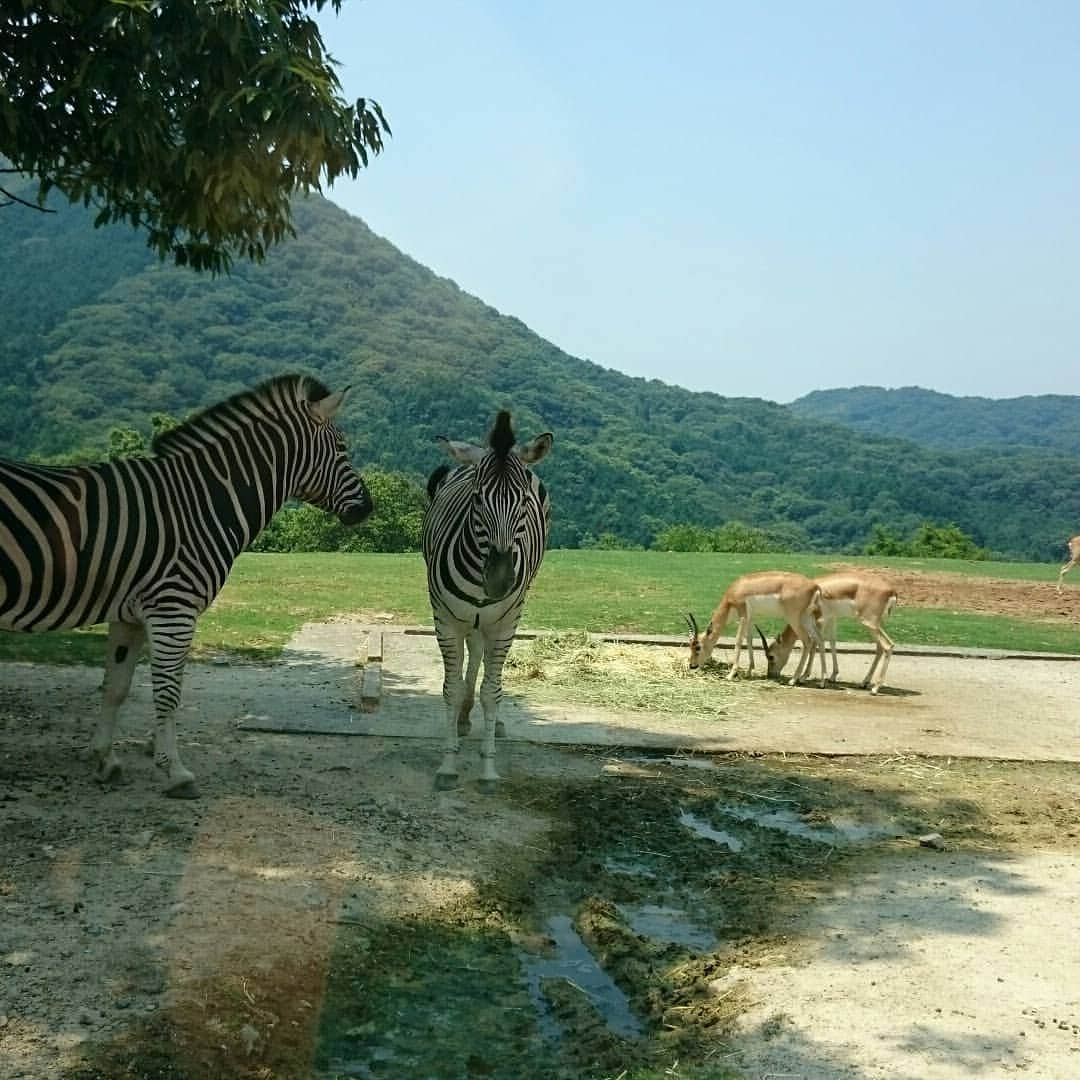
(310, 387, 349, 422)
(436, 436, 486, 465)
(515, 432, 553, 465)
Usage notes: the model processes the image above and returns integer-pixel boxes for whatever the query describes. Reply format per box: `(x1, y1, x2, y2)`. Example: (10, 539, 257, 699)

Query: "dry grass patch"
(504, 632, 761, 718)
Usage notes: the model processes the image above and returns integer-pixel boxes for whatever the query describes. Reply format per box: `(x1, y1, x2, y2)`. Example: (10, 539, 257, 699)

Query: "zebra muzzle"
(339, 497, 373, 526)
(483, 549, 515, 601)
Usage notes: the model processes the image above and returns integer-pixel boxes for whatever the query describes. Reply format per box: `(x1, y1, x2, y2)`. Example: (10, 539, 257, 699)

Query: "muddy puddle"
(23, 743, 1079, 1080)
(680, 802, 904, 850)
(718, 802, 904, 844)
(306, 753, 989, 1078)
(618, 904, 719, 953)
(679, 809, 745, 851)
(523, 915, 644, 1042)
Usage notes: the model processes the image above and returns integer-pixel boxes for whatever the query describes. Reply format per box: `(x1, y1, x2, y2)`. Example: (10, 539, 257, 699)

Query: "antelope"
(766, 572, 898, 694)
(686, 571, 826, 686)
(1057, 536, 1080, 594)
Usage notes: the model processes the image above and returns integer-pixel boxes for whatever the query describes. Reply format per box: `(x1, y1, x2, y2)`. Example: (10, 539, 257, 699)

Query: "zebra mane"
(151, 374, 330, 456)
(426, 463, 453, 501)
(489, 411, 515, 459)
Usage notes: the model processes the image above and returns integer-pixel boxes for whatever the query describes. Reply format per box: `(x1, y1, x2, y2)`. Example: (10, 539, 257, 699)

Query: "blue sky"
(316, 2, 1079, 403)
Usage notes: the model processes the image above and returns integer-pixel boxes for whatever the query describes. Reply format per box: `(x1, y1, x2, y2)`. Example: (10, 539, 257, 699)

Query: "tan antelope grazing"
(686, 571, 826, 685)
(766, 571, 898, 694)
(1057, 535, 1080, 594)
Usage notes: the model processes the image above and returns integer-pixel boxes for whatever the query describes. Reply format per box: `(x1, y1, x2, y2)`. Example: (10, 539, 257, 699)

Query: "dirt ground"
(2, 568, 1080, 1080)
(832, 563, 1080, 622)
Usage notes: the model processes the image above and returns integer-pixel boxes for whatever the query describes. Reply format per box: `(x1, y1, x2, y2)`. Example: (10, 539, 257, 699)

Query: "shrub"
(652, 520, 796, 554)
(250, 469, 427, 553)
(864, 521, 989, 560)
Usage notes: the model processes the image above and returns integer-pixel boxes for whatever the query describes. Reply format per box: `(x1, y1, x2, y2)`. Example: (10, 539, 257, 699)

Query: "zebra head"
(438, 411, 553, 602)
(296, 383, 374, 526)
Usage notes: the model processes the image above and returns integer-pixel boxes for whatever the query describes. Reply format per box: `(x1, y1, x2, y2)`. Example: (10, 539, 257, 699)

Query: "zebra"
(0, 374, 372, 798)
(422, 410, 552, 792)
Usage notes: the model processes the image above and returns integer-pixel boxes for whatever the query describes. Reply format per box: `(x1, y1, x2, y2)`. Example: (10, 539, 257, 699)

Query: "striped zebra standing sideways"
(0, 375, 372, 798)
(422, 410, 552, 792)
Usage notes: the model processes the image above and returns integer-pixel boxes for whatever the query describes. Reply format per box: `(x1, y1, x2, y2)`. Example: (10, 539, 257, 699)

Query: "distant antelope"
(1057, 536, 1080, 595)
(686, 571, 825, 685)
(767, 572, 898, 694)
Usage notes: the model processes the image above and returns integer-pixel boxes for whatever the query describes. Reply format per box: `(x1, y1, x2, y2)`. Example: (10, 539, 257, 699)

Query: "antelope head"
(756, 625, 782, 679)
(685, 612, 704, 669)
(760, 624, 800, 680)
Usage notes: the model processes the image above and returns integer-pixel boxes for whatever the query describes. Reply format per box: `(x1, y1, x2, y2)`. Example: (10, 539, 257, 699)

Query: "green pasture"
(0, 550, 1076, 666)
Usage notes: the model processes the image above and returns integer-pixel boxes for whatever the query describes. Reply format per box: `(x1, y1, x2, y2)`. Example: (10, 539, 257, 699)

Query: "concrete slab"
(231, 621, 1080, 763)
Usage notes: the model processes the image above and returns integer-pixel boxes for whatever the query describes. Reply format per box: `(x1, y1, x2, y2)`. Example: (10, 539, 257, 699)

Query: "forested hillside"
(790, 386, 1080, 454)
(2, 189, 1079, 559)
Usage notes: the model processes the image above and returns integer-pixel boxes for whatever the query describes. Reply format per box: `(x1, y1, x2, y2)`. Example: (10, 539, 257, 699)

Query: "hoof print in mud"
(95, 764, 123, 787)
(164, 781, 199, 800)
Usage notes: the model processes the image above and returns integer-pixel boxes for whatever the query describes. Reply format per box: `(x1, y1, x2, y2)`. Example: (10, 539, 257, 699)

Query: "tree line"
(82, 418, 990, 559)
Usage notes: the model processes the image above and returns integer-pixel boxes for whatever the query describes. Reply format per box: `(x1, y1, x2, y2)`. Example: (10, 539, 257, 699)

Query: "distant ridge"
(790, 386, 1080, 455)
(2, 185, 1079, 560)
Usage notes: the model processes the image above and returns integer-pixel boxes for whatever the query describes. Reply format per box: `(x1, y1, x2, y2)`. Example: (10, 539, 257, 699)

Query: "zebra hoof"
(456, 718, 472, 736)
(494, 720, 506, 738)
(478, 778, 500, 795)
(435, 772, 459, 791)
(164, 779, 200, 800)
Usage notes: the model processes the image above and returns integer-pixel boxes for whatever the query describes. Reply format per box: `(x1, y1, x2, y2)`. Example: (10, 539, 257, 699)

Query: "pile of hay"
(504, 632, 750, 718)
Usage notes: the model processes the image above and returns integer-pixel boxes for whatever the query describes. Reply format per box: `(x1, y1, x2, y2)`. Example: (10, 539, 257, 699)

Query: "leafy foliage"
(654, 520, 803, 553)
(864, 522, 989, 560)
(0, 0, 389, 271)
(105, 412, 178, 459)
(2, 192, 1078, 561)
(105, 424, 145, 460)
(251, 470, 427, 553)
(791, 386, 1080, 455)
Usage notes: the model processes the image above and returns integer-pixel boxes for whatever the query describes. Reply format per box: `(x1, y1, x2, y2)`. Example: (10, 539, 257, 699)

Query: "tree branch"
(0, 185, 56, 212)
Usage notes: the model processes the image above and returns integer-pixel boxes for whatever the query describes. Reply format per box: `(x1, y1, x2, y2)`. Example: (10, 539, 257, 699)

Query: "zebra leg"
(476, 633, 514, 794)
(90, 621, 146, 784)
(145, 611, 199, 799)
(435, 628, 467, 790)
(457, 632, 483, 735)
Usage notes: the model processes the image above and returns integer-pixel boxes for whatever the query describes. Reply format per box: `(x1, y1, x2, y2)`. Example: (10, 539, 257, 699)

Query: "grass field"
(0, 550, 1076, 666)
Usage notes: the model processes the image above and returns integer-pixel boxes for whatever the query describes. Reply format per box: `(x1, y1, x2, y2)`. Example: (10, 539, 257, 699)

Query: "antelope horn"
(685, 612, 700, 637)
(755, 625, 770, 654)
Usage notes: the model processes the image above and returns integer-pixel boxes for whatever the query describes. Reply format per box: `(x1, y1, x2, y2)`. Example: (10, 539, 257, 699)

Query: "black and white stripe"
(0, 374, 371, 797)
(422, 410, 552, 791)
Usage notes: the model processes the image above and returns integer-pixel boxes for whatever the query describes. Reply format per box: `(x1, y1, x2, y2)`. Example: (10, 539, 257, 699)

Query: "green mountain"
(3, 189, 1079, 560)
(790, 386, 1080, 454)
